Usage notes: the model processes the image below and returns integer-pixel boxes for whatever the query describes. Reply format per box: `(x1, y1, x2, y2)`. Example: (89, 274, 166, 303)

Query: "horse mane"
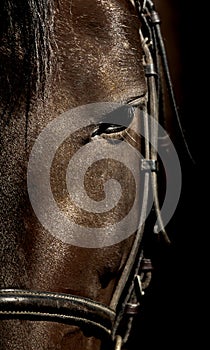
(0, 0, 55, 117)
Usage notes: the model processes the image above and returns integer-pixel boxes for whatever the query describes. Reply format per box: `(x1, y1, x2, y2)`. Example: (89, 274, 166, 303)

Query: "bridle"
(0, 1, 181, 349)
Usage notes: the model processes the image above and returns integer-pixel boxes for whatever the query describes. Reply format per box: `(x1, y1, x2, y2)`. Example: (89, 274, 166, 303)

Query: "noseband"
(0, 1, 180, 349)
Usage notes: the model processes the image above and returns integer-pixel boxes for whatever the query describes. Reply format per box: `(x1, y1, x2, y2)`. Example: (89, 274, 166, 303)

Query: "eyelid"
(91, 123, 126, 138)
(126, 95, 146, 107)
(91, 105, 136, 139)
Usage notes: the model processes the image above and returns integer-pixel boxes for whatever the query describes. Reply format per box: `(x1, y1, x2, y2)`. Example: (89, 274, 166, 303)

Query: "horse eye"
(91, 105, 135, 138)
(91, 123, 126, 137)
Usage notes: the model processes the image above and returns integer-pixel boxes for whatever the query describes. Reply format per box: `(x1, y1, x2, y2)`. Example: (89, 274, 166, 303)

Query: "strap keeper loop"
(150, 10, 161, 24)
(125, 303, 140, 316)
(140, 258, 153, 271)
(144, 63, 157, 76)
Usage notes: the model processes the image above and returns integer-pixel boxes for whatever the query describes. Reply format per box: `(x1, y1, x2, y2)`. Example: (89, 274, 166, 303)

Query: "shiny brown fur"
(0, 1, 147, 349)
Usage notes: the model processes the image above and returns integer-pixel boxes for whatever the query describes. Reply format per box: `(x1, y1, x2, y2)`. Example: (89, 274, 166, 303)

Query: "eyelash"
(91, 123, 127, 138)
(90, 105, 136, 139)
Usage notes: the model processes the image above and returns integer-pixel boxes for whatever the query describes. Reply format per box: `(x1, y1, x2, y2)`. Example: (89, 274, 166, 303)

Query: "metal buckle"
(141, 159, 158, 172)
(134, 275, 145, 300)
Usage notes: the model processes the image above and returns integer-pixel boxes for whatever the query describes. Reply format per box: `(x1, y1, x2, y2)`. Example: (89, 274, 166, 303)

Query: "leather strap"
(0, 289, 115, 338)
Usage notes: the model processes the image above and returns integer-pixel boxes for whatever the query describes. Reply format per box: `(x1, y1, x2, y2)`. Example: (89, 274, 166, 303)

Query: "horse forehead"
(60, 0, 138, 23)
(50, 0, 146, 108)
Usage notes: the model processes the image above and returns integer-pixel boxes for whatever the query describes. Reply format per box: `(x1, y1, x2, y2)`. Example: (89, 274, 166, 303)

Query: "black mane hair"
(0, 0, 54, 117)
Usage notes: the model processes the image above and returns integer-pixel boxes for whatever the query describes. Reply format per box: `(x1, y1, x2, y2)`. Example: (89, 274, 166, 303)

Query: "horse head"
(0, 1, 181, 349)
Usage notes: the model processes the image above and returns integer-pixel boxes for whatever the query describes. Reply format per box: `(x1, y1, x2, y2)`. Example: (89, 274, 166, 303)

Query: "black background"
(127, 1, 203, 348)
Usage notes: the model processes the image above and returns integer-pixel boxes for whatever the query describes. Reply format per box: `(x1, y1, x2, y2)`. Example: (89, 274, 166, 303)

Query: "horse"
(0, 1, 185, 349)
